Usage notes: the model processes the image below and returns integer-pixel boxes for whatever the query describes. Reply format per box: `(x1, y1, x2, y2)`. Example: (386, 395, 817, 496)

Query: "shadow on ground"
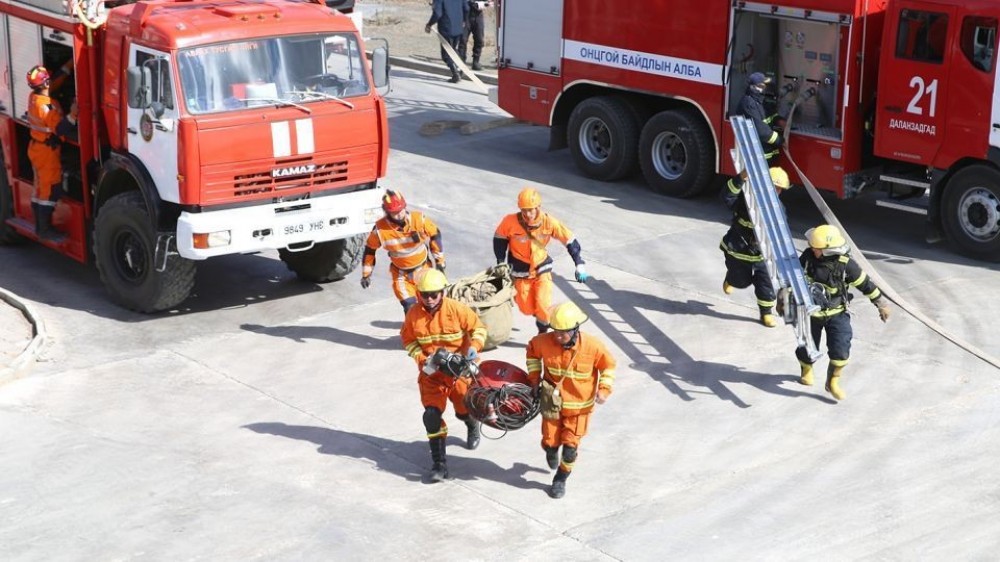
(243, 422, 550, 489)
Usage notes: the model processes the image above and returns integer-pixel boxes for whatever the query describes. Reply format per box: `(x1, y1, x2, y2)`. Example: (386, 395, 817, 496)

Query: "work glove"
(574, 264, 590, 283)
(596, 388, 610, 404)
(360, 276, 371, 289)
(466, 347, 478, 361)
(424, 24, 432, 34)
(874, 297, 891, 323)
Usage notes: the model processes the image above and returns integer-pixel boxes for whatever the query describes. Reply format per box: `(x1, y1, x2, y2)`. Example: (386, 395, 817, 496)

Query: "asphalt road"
(2, 66, 999, 560)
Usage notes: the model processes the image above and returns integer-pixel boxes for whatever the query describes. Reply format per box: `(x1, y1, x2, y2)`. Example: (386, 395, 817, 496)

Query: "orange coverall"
(363, 211, 444, 306)
(526, 331, 616, 473)
(494, 212, 579, 325)
(400, 297, 487, 438)
(27, 92, 63, 204)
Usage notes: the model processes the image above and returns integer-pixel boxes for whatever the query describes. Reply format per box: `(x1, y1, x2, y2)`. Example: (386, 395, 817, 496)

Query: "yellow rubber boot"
(826, 364, 845, 401)
(761, 313, 777, 328)
(798, 362, 814, 386)
(723, 280, 734, 295)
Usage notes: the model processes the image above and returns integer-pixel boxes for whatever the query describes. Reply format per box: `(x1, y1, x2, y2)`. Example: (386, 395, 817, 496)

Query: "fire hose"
(423, 349, 540, 435)
(782, 93, 1000, 370)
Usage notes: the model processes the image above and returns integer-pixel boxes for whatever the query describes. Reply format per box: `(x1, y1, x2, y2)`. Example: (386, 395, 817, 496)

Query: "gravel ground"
(358, 0, 499, 68)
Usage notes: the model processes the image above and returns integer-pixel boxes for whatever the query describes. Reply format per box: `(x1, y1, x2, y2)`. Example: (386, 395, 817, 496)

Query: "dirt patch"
(358, 1, 499, 67)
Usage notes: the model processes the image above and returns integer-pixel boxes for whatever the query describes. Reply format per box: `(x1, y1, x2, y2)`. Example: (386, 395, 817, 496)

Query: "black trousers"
(723, 252, 775, 313)
(459, 11, 485, 62)
(796, 312, 853, 365)
(440, 33, 464, 75)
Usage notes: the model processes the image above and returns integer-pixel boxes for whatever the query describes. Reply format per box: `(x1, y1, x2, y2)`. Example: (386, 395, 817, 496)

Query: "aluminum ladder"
(729, 116, 822, 362)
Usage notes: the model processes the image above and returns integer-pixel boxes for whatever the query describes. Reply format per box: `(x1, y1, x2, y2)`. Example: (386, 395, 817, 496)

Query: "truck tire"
(94, 191, 196, 312)
(0, 153, 23, 245)
(941, 164, 1000, 261)
(279, 233, 365, 283)
(567, 96, 641, 181)
(638, 109, 715, 198)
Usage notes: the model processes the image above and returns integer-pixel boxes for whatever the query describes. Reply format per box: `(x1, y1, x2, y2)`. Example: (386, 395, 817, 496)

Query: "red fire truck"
(495, 0, 1000, 261)
(0, 0, 391, 311)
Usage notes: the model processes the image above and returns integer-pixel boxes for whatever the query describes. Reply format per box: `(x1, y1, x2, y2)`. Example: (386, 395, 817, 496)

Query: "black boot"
(471, 58, 483, 71)
(465, 419, 481, 450)
(34, 204, 63, 242)
(448, 71, 461, 83)
(544, 446, 559, 470)
(428, 437, 449, 482)
(549, 469, 569, 499)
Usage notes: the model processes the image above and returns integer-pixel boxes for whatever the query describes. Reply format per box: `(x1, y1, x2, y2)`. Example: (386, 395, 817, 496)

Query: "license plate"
(282, 220, 325, 237)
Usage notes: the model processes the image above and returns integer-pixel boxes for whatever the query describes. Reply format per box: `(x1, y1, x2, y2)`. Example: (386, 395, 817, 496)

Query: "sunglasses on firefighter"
(419, 290, 443, 299)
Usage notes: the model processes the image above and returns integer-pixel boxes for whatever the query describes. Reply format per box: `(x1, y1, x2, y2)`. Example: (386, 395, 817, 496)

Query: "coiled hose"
(464, 382, 540, 433)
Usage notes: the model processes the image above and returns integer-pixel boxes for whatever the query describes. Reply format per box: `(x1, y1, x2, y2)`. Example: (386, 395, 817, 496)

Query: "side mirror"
(126, 66, 152, 109)
(371, 46, 389, 89)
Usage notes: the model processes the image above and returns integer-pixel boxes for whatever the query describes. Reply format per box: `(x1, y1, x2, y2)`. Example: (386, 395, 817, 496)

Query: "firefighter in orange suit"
(494, 187, 589, 334)
(526, 301, 615, 499)
(400, 269, 488, 482)
(361, 190, 445, 313)
(26, 65, 70, 241)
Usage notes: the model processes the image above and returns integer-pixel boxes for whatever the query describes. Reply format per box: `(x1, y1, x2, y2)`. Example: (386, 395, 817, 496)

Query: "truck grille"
(233, 159, 349, 197)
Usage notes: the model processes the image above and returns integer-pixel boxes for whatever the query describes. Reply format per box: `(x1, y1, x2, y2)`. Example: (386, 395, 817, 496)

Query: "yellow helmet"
(769, 167, 791, 189)
(807, 225, 846, 249)
(517, 187, 542, 209)
(417, 269, 448, 292)
(549, 302, 588, 331)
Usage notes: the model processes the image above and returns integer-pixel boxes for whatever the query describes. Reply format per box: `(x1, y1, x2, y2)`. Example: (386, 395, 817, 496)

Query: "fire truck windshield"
(177, 32, 370, 115)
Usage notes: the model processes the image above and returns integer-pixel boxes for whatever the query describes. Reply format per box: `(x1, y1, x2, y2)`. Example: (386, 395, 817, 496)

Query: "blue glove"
(574, 264, 590, 283)
(466, 348, 478, 361)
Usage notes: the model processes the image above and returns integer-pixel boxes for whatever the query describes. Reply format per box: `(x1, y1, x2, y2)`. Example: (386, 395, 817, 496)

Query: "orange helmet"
(381, 190, 406, 214)
(517, 187, 541, 210)
(27, 65, 50, 89)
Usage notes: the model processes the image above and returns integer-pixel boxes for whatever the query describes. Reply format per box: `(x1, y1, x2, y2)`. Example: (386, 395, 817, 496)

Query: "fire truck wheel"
(941, 165, 1000, 262)
(567, 96, 640, 181)
(94, 191, 197, 312)
(278, 233, 365, 283)
(0, 152, 23, 245)
(638, 109, 714, 198)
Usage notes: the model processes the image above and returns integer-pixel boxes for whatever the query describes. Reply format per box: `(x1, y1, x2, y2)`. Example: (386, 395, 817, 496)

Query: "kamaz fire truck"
(495, 0, 1000, 261)
(0, 0, 391, 311)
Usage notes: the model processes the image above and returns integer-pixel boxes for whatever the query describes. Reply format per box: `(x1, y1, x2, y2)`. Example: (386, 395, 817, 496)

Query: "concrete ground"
(2, 61, 1000, 561)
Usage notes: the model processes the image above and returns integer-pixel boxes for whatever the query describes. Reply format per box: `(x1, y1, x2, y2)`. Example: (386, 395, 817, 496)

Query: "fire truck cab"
(0, 0, 391, 311)
(495, 0, 1000, 260)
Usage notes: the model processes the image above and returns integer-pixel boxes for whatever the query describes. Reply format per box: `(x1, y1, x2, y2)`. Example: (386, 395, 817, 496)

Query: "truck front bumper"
(176, 187, 384, 260)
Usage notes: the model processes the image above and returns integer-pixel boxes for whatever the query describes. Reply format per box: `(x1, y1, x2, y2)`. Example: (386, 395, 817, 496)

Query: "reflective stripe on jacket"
(362, 211, 443, 277)
(28, 93, 62, 143)
(494, 212, 574, 278)
(526, 332, 616, 413)
(800, 251, 882, 317)
(400, 297, 487, 368)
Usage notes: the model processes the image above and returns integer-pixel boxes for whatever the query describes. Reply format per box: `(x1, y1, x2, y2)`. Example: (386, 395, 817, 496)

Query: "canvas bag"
(444, 263, 514, 350)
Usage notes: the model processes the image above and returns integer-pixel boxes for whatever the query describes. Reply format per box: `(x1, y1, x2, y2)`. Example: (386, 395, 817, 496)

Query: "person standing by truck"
(458, 1, 487, 71)
(26, 64, 70, 241)
(425, 0, 468, 83)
